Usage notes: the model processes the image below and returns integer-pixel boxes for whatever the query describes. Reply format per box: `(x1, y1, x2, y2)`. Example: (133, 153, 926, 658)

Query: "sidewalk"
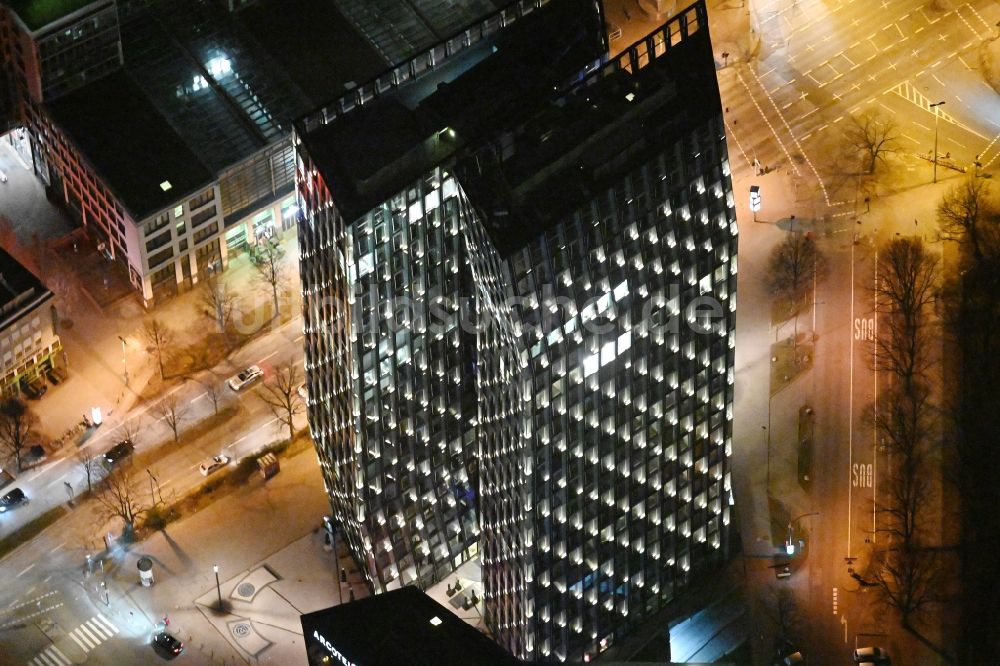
(33, 227, 302, 449)
(86, 445, 348, 665)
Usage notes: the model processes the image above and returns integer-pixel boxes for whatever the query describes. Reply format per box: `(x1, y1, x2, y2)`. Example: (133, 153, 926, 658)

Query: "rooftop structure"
(46, 70, 214, 220)
(300, 586, 520, 666)
(0, 248, 64, 396)
(6, 0, 99, 32)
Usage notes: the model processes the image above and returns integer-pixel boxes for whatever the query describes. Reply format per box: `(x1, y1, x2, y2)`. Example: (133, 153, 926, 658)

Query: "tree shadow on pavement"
(160, 529, 193, 574)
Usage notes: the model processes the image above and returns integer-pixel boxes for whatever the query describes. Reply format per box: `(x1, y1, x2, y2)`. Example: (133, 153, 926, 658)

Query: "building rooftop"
(300, 1, 722, 255)
(32, 0, 507, 221)
(47, 69, 215, 221)
(6, 0, 100, 32)
(236, 0, 385, 105)
(328, 0, 503, 66)
(300, 586, 521, 666)
(459, 4, 722, 255)
(297, 0, 606, 223)
(0, 247, 50, 329)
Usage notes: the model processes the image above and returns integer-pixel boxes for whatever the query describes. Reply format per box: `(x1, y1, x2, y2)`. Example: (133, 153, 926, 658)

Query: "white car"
(199, 455, 230, 476)
(853, 646, 888, 663)
(297, 383, 308, 400)
(227, 365, 263, 391)
(0, 171, 7, 183)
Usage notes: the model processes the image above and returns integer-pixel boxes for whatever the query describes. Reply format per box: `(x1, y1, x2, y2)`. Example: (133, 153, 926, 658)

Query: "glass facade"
(298, 1, 733, 662)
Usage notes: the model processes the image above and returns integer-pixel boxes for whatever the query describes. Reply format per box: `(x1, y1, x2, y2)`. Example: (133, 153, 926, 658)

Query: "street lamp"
(117, 335, 129, 386)
(930, 101, 946, 184)
(762, 425, 770, 495)
(213, 564, 222, 610)
(786, 512, 820, 555)
(146, 469, 158, 506)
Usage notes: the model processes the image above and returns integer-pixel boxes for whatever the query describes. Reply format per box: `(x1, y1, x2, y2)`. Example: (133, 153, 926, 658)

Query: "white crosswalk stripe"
(68, 630, 91, 651)
(29, 644, 71, 666)
(94, 613, 119, 634)
(64, 613, 121, 653)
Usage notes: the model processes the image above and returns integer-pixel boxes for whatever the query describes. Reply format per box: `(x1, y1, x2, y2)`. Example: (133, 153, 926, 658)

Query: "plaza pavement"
(83, 444, 364, 665)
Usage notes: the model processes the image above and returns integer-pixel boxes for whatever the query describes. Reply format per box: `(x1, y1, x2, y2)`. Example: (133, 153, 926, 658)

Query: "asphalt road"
(0, 318, 307, 665)
(724, 0, 999, 662)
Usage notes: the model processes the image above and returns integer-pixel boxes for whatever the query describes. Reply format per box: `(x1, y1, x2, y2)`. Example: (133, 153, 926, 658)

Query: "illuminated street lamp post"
(213, 564, 222, 610)
(930, 101, 946, 184)
(786, 511, 820, 555)
(117, 335, 129, 386)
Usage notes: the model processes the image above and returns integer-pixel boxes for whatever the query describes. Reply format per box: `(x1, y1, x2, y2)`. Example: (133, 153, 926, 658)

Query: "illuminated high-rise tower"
(296, 1, 736, 661)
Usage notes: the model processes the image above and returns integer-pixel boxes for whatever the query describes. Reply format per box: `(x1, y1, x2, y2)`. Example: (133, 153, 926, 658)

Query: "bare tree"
(767, 233, 824, 350)
(203, 379, 222, 415)
(252, 240, 286, 317)
(153, 395, 187, 444)
(116, 417, 141, 451)
(95, 466, 146, 541)
(77, 448, 104, 493)
(845, 110, 900, 174)
(874, 237, 938, 389)
(765, 585, 802, 652)
(767, 233, 823, 303)
(257, 363, 304, 441)
(0, 398, 37, 472)
(142, 318, 173, 380)
(201, 273, 237, 345)
(936, 177, 1000, 262)
(871, 544, 942, 633)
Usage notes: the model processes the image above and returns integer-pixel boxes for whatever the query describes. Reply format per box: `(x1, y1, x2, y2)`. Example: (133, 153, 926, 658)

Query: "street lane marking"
(17, 563, 35, 577)
(29, 644, 71, 666)
(259, 350, 279, 363)
(68, 631, 91, 651)
(68, 615, 120, 653)
(96, 613, 119, 633)
(190, 391, 207, 404)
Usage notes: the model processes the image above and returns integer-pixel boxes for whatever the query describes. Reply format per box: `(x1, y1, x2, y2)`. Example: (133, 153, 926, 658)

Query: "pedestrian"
(914, 219, 918, 226)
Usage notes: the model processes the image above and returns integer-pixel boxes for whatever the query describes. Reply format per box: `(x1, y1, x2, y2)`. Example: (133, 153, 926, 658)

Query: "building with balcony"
(296, 0, 737, 661)
(0, 248, 63, 397)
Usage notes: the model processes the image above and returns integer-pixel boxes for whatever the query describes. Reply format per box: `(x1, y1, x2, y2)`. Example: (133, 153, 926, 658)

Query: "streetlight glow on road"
(930, 100, 946, 184)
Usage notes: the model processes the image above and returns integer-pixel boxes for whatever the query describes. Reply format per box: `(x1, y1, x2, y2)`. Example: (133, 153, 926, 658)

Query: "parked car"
(199, 455, 230, 476)
(227, 365, 263, 391)
(297, 383, 307, 400)
(151, 630, 184, 658)
(853, 646, 889, 663)
(45, 366, 68, 385)
(21, 376, 46, 399)
(0, 170, 7, 183)
(103, 439, 135, 466)
(0, 487, 29, 513)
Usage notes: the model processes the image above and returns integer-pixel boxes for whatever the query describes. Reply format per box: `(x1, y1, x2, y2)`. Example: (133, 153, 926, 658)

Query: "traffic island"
(797, 406, 814, 492)
(769, 335, 813, 395)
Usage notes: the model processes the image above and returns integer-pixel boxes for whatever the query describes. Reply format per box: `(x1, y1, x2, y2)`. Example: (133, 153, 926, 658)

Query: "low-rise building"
(0, 248, 63, 396)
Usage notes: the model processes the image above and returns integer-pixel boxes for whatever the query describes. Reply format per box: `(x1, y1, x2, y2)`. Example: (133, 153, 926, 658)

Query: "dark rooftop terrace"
(7, 0, 100, 32)
(236, 0, 386, 106)
(0, 247, 49, 327)
(300, 586, 520, 666)
(47, 69, 214, 221)
(297, 0, 605, 224)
